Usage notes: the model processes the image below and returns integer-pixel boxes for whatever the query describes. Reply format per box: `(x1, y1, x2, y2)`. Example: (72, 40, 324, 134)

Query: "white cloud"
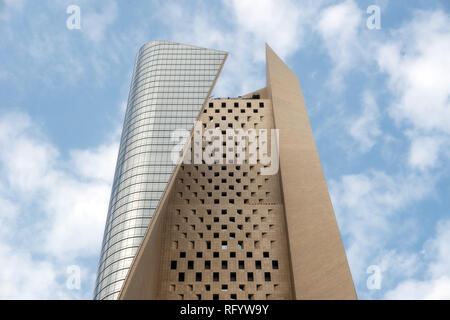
(376, 11, 450, 134)
(42, 160, 113, 258)
(0, 0, 132, 87)
(0, 111, 119, 298)
(155, 0, 325, 96)
(0, 243, 62, 300)
(82, 1, 118, 43)
(408, 135, 443, 171)
(385, 277, 450, 300)
(316, 0, 363, 88)
(70, 143, 118, 183)
(313, 6, 450, 299)
(227, 0, 323, 61)
(385, 219, 450, 299)
(0, 196, 18, 237)
(376, 10, 450, 172)
(349, 91, 381, 152)
(0, 112, 58, 193)
(330, 170, 434, 289)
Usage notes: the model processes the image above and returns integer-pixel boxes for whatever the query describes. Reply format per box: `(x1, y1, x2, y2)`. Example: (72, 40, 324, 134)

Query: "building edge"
(265, 43, 357, 299)
(118, 49, 229, 299)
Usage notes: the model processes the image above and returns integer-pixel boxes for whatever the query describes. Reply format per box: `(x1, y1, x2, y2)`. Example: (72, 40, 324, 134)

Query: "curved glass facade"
(94, 40, 227, 300)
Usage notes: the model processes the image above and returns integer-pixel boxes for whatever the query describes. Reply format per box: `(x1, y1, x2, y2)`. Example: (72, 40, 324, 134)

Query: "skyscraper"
(94, 40, 356, 300)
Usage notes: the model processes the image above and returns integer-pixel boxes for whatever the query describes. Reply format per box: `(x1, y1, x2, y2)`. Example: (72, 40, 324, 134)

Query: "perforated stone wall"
(158, 98, 293, 300)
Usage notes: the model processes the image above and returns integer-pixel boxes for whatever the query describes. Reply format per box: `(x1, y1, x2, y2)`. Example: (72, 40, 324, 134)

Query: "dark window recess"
(265, 272, 271, 281)
(255, 261, 262, 269)
(178, 273, 185, 282)
(230, 272, 236, 282)
(272, 260, 279, 269)
(205, 261, 211, 269)
(188, 261, 194, 269)
(213, 272, 220, 282)
(238, 260, 245, 269)
(170, 261, 177, 269)
(196, 273, 202, 282)
(222, 261, 228, 269)
(248, 272, 254, 281)
(180, 252, 186, 258)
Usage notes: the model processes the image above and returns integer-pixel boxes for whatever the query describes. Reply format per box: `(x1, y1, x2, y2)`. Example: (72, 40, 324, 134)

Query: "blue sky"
(1, 0, 450, 299)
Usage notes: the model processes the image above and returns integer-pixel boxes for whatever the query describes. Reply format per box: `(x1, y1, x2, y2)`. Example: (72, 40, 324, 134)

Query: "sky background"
(1, 0, 450, 299)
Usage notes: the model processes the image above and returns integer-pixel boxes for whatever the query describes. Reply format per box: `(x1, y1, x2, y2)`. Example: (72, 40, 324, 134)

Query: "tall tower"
(95, 41, 356, 300)
(94, 41, 227, 300)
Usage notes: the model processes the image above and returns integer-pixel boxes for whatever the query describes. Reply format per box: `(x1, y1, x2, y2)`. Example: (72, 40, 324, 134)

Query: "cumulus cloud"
(349, 91, 381, 152)
(0, 112, 118, 298)
(377, 10, 450, 134)
(376, 10, 450, 171)
(0, 243, 62, 300)
(317, 6, 450, 298)
(1, 0, 449, 301)
(227, 0, 323, 61)
(316, 0, 363, 88)
(385, 219, 450, 299)
(408, 135, 443, 171)
(155, 0, 325, 96)
(330, 170, 434, 293)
